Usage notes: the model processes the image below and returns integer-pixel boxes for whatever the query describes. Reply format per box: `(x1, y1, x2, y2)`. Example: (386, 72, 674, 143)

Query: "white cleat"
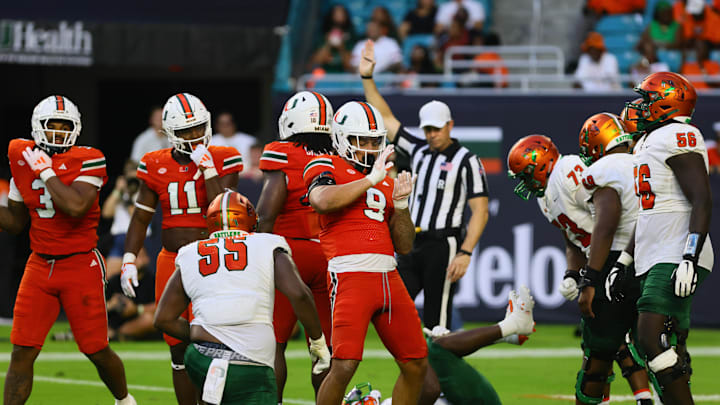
(115, 393, 137, 405)
(498, 286, 535, 337)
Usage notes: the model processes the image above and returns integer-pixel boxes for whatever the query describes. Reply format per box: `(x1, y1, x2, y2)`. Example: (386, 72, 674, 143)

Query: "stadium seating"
(616, 50, 641, 73)
(402, 34, 435, 67)
(595, 14, 644, 35)
(657, 49, 682, 72)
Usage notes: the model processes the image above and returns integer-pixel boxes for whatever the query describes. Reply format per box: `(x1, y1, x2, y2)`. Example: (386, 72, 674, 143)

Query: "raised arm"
(256, 170, 287, 233)
(359, 40, 401, 141)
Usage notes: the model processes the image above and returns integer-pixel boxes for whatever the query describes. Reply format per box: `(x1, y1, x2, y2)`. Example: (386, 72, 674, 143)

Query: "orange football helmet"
(629, 72, 696, 129)
(620, 97, 644, 138)
(206, 190, 258, 234)
(507, 135, 560, 200)
(579, 112, 632, 165)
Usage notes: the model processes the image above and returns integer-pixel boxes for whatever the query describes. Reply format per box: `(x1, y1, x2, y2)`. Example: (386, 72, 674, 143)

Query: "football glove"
(308, 334, 331, 374)
(672, 260, 697, 298)
(423, 325, 450, 338)
(605, 251, 632, 302)
(22, 146, 55, 181)
(366, 145, 394, 185)
(559, 270, 579, 301)
(190, 144, 217, 180)
(120, 253, 139, 298)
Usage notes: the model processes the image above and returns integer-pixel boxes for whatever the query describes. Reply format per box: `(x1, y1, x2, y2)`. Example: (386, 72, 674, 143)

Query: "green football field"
(1, 322, 719, 404)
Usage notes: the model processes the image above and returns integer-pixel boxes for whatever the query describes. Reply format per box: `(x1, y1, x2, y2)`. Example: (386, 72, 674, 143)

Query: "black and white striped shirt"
(395, 127, 488, 232)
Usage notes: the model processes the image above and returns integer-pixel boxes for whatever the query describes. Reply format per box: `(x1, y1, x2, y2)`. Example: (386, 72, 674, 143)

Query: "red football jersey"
(258, 141, 325, 239)
(137, 146, 243, 229)
(302, 155, 395, 260)
(8, 139, 107, 255)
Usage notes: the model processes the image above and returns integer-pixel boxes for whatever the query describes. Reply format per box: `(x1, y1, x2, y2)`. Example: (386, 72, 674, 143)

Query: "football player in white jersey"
(153, 191, 331, 404)
(508, 134, 651, 405)
(613, 72, 714, 404)
(576, 113, 654, 405)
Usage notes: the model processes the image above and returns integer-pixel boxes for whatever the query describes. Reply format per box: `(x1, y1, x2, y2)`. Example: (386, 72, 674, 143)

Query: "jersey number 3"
(197, 238, 248, 276)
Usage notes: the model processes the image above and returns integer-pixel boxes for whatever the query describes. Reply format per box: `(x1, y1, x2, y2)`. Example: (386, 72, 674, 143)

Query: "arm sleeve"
(8, 178, 22, 202)
(581, 158, 625, 201)
(259, 143, 289, 172)
(79, 149, 108, 187)
(215, 147, 244, 175)
(302, 156, 336, 189)
(463, 155, 489, 198)
(394, 126, 426, 157)
(663, 127, 708, 158)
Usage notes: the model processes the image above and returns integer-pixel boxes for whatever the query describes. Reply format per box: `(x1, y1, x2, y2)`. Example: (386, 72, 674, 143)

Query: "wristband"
(40, 168, 57, 183)
(564, 269, 580, 283)
(682, 232, 705, 263)
(203, 167, 218, 180)
(361, 75, 373, 79)
(394, 197, 408, 209)
(122, 252, 136, 265)
(457, 249, 473, 257)
(617, 251, 633, 266)
(578, 265, 601, 290)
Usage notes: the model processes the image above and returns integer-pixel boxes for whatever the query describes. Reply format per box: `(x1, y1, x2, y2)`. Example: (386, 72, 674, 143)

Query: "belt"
(193, 341, 263, 366)
(36, 250, 91, 261)
(415, 228, 461, 240)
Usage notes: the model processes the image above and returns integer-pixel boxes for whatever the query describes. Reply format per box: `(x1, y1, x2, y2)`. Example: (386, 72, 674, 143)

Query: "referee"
(359, 40, 490, 329)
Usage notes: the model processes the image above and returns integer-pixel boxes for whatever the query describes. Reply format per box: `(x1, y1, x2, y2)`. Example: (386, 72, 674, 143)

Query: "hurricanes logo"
(335, 114, 348, 125)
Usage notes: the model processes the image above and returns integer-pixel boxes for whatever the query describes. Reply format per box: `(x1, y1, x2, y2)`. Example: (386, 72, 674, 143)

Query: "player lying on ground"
(0, 95, 135, 405)
(256, 90, 335, 402)
(154, 190, 331, 404)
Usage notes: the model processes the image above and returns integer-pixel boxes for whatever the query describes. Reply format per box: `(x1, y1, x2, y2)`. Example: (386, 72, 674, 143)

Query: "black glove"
(605, 251, 633, 303)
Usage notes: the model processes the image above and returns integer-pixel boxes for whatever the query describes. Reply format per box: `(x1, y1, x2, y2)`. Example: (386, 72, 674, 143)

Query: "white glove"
(366, 145, 394, 185)
(559, 275, 579, 301)
(672, 260, 697, 298)
(308, 334, 331, 374)
(22, 146, 55, 181)
(423, 325, 450, 338)
(190, 144, 217, 180)
(120, 253, 139, 298)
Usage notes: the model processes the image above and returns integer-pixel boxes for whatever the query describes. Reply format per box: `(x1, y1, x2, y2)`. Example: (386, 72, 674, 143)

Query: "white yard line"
(540, 394, 720, 402)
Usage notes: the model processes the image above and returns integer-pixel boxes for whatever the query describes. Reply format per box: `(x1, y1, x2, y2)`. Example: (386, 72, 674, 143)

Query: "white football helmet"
(31, 95, 82, 155)
(278, 91, 333, 140)
(332, 101, 387, 168)
(162, 93, 212, 154)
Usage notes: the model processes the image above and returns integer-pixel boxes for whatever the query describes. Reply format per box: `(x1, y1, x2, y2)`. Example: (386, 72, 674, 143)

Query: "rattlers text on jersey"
(581, 153, 638, 251)
(303, 155, 396, 272)
(259, 141, 323, 239)
(8, 138, 107, 254)
(137, 146, 243, 229)
(177, 232, 291, 368)
(632, 122, 714, 274)
(537, 155, 593, 255)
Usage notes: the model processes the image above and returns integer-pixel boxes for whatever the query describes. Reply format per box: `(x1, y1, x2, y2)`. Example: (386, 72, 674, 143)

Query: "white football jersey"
(537, 155, 593, 255)
(633, 122, 714, 275)
(176, 232, 292, 368)
(581, 153, 638, 251)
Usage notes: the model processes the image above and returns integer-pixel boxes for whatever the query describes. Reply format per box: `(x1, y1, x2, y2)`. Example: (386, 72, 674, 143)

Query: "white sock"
(115, 393, 136, 405)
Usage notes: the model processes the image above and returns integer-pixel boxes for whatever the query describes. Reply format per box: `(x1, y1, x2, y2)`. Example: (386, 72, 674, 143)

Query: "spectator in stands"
(435, 14, 471, 72)
(639, 0, 682, 49)
(681, 39, 720, 89)
(400, 0, 438, 41)
(101, 160, 147, 279)
(631, 41, 671, 86)
(574, 32, 621, 91)
(322, 4, 356, 46)
(309, 27, 353, 73)
(351, 20, 403, 73)
(106, 247, 158, 341)
(675, 0, 720, 47)
(402, 45, 438, 88)
(435, 0, 485, 35)
(371, 6, 399, 40)
(130, 106, 168, 163)
(472, 32, 508, 88)
(210, 111, 256, 172)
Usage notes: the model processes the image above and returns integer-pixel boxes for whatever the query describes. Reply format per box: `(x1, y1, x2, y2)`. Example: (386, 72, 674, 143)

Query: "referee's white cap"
(419, 100, 452, 129)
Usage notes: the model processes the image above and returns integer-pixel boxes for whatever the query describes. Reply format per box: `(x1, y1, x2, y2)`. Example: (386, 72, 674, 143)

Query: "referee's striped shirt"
(395, 127, 489, 232)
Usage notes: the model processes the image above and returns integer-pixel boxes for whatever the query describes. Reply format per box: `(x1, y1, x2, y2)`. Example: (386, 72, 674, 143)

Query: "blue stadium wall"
(273, 93, 720, 326)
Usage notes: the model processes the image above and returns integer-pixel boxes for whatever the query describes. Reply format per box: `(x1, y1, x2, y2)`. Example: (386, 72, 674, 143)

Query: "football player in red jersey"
(303, 101, 427, 405)
(121, 93, 242, 404)
(0, 95, 135, 404)
(256, 91, 335, 402)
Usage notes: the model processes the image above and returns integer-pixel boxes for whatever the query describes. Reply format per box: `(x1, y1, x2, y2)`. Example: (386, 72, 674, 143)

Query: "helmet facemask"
(31, 118, 80, 156)
(166, 121, 211, 155)
(333, 130, 386, 170)
(508, 165, 546, 200)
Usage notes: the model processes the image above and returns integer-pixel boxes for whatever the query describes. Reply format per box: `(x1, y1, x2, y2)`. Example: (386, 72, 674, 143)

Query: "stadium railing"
(443, 45, 565, 76)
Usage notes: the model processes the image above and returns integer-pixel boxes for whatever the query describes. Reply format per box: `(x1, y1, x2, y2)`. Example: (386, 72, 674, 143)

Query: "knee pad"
(171, 361, 185, 371)
(675, 329, 692, 377)
(575, 352, 615, 405)
(648, 348, 689, 391)
(615, 343, 646, 379)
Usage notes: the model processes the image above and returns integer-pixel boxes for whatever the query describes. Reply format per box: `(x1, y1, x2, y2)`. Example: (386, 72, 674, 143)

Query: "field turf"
(1, 322, 719, 404)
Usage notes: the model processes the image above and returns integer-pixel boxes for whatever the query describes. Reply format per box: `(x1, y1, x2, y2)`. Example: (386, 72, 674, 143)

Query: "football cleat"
(498, 286, 535, 337)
